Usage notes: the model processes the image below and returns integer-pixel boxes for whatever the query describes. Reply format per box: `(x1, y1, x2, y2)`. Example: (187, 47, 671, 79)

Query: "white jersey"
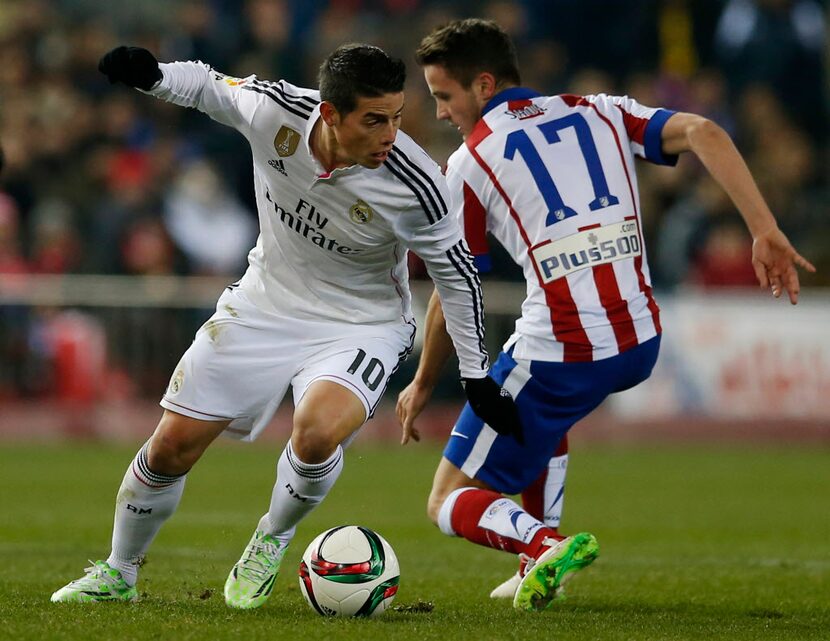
(147, 61, 488, 378)
(446, 89, 677, 363)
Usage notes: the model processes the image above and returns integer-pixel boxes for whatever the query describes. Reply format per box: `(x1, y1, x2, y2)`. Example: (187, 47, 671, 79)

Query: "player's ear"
(473, 72, 498, 102)
(320, 101, 340, 127)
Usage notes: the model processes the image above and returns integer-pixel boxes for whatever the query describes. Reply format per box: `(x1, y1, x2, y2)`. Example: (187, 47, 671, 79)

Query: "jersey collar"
(481, 87, 542, 116)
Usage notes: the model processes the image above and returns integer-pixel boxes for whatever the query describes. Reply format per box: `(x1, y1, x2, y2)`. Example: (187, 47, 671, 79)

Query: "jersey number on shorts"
(347, 349, 385, 391)
(504, 113, 620, 226)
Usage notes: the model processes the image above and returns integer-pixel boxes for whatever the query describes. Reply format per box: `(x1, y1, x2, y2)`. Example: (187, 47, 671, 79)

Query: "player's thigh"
(444, 350, 602, 495)
(291, 322, 415, 432)
(161, 289, 299, 441)
(291, 379, 367, 462)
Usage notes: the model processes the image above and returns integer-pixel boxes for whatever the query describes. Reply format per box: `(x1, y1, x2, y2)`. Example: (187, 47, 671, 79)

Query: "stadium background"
(0, 3, 828, 640)
(0, 0, 827, 441)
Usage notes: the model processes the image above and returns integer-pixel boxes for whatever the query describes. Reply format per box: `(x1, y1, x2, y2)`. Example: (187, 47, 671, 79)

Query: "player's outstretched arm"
(99, 46, 162, 90)
(397, 289, 454, 444)
(397, 289, 523, 446)
(660, 113, 815, 304)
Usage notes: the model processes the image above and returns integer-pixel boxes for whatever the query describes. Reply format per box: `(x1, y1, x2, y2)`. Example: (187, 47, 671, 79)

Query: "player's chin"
(364, 151, 389, 168)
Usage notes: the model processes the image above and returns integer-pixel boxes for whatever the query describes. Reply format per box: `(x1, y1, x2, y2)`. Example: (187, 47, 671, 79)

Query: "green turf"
(0, 440, 828, 640)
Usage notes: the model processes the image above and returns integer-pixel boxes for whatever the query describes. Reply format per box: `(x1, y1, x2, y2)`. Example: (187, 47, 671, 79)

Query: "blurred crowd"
(0, 0, 827, 402)
(0, 0, 827, 284)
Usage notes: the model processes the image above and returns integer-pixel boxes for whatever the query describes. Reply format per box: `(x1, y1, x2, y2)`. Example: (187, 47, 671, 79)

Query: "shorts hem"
(160, 397, 235, 423)
(301, 375, 371, 422)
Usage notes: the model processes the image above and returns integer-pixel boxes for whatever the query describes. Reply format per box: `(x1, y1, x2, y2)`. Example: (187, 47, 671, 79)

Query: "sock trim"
(437, 487, 475, 537)
(132, 442, 186, 488)
(285, 441, 342, 481)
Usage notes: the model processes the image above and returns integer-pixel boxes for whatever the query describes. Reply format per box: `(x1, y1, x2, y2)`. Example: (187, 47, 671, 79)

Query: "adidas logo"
(268, 158, 288, 176)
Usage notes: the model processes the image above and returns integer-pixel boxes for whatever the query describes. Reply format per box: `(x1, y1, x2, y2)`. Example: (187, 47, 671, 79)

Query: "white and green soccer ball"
(298, 525, 400, 617)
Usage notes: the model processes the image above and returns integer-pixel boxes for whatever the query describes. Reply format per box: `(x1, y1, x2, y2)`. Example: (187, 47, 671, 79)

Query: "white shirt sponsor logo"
(531, 219, 641, 284)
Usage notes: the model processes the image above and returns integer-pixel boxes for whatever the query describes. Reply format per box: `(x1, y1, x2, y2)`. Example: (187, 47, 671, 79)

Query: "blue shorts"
(444, 335, 661, 495)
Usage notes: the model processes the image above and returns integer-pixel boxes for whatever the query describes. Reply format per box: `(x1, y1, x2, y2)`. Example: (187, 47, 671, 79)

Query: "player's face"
(423, 64, 484, 140)
(330, 92, 404, 169)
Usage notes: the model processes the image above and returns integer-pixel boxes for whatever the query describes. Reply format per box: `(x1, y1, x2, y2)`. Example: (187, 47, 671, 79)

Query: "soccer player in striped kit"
(51, 43, 521, 608)
(397, 19, 815, 611)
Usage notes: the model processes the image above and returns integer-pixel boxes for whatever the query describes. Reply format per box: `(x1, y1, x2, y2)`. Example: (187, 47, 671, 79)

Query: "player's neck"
(310, 120, 351, 173)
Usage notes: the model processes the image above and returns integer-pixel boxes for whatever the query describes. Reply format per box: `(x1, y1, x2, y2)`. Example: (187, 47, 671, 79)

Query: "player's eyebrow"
(363, 106, 404, 121)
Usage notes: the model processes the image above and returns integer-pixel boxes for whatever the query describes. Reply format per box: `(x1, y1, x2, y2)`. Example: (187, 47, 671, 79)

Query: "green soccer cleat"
(50, 560, 138, 603)
(224, 530, 288, 609)
(513, 532, 599, 612)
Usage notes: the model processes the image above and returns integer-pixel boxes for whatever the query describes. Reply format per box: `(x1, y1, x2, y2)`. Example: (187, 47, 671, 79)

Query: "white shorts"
(160, 287, 415, 441)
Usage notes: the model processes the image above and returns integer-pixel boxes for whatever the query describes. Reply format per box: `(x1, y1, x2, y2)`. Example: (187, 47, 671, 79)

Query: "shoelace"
(74, 561, 119, 588)
(238, 539, 281, 581)
(520, 537, 563, 577)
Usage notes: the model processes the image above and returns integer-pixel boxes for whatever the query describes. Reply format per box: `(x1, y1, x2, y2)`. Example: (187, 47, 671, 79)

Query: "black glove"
(462, 376, 524, 445)
(98, 46, 162, 90)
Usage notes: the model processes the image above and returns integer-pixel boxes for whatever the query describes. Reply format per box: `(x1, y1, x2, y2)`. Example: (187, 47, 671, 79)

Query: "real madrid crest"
(274, 126, 300, 158)
(169, 368, 184, 395)
(349, 199, 373, 224)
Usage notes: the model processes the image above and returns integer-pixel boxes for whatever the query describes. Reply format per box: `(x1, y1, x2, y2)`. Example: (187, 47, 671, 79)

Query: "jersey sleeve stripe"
(385, 153, 444, 225)
(391, 145, 448, 213)
(446, 240, 488, 369)
(387, 149, 447, 223)
(253, 79, 320, 109)
(243, 84, 312, 119)
(643, 109, 678, 166)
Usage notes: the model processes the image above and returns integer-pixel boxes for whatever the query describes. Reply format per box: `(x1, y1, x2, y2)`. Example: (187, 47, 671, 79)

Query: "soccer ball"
(298, 525, 400, 617)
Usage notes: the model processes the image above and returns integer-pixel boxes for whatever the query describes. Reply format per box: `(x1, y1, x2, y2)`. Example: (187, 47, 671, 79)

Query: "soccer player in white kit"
(51, 43, 521, 608)
(397, 19, 815, 611)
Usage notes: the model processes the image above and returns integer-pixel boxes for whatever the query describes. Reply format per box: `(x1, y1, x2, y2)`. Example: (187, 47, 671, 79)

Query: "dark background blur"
(0, 0, 827, 413)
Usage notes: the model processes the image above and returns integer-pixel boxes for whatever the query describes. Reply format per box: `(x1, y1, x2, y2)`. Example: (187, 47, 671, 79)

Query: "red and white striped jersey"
(446, 88, 677, 362)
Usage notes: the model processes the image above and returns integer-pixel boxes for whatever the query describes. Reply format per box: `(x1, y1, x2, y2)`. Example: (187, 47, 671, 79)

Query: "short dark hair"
(318, 44, 406, 115)
(415, 19, 521, 88)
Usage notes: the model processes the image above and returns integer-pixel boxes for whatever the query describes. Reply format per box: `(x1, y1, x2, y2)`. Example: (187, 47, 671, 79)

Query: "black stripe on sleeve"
(252, 79, 319, 110)
(243, 85, 312, 119)
(391, 144, 448, 215)
(384, 157, 436, 224)
(446, 241, 488, 370)
(386, 150, 446, 225)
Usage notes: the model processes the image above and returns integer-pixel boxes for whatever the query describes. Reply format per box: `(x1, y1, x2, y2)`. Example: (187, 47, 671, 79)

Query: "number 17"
(504, 113, 619, 226)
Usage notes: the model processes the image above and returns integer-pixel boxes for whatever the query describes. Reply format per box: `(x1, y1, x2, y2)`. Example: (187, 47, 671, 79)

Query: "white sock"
(260, 441, 344, 545)
(106, 441, 186, 586)
(543, 453, 568, 528)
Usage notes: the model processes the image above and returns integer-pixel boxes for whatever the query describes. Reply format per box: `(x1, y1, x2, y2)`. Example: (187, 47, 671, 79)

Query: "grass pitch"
(0, 439, 828, 641)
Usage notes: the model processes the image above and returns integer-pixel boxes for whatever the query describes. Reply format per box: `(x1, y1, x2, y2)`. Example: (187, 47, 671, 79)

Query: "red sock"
(449, 488, 559, 558)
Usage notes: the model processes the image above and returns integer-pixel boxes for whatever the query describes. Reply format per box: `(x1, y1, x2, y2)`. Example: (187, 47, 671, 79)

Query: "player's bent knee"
(426, 489, 446, 526)
(290, 427, 340, 464)
(147, 413, 225, 475)
(147, 432, 192, 476)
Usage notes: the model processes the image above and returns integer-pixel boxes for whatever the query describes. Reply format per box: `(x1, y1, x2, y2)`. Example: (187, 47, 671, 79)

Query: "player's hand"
(396, 381, 432, 445)
(751, 227, 816, 305)
(98, 46, 162, 90)
(462, 376, 524, 445)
